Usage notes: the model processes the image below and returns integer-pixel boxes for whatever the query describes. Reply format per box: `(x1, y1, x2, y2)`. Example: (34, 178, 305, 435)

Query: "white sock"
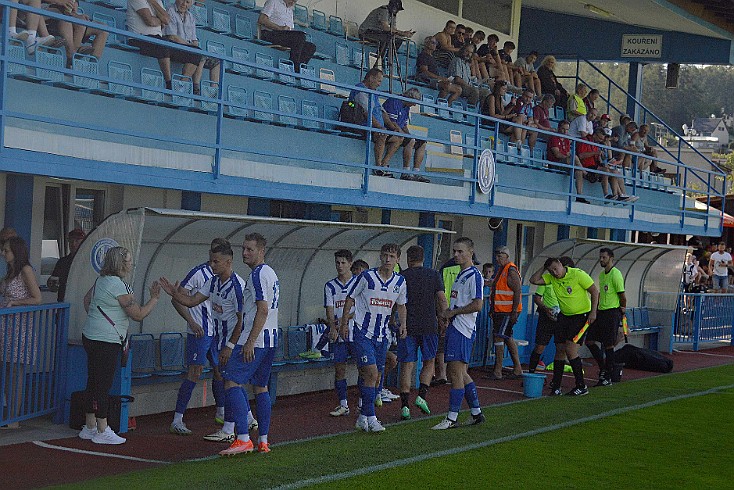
(340, 400, 348, 408)
(367, 415, 378, 423)
(173, 412, 184, 425)
(447, 411, 458, 421)
(222, 421, 235, 434)
(247, 410, 254, 424)
(259, 435, 267, 444)
(26, 30, 37, 43)
(237, 434, 250, 442)
(216, 406, 225, 419)
(471, 407, 481, 416)
(9, 27, 17, 35)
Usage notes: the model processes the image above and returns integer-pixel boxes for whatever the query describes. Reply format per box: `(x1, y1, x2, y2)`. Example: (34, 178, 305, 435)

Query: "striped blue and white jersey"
(449, 266, 483, 339)
(348, 268, 407, 342)
(198, 272, 245, 349)
(180, 263, 214, 336)
(242, 264, 280, 349)
(324, 275, 356, 342)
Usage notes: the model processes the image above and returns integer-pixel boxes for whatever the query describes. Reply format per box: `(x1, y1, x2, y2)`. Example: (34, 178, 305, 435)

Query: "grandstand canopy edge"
(64, 208, 454, 342)
(524, 239, 689, 308)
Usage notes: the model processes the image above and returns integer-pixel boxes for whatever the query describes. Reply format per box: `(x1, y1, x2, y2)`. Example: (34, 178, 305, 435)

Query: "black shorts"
(586, 308, 621, 346)
(556, 312, 588, 343)
(534, 311, 556, 346)
(129, 35, 171, 60)
(492, 312, 515, 339)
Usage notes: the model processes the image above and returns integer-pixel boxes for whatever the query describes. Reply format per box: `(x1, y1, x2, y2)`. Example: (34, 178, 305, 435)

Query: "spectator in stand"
(47, 228, 85, 302)
(383, 88, 430, 183)
(464, 26, 474, 46)
(612, 120, 639, 170)
(433, 20, 460, 70)
(596, 113, 612, 135)
(568, 108, 597, 139)
(638, 124, 666, 174)
(163, 0, 220, 95)
(359, 4, 414, 69)
(44, 0, 108, 68)
(511, 89, 539, 150)
(575, 127, 636, 203)
(514, 50, 541, 96)
(533, 93, 555, 134)
(547, 119, 573, 172)
(8, 0, 54, 54)
(567, 83, 588, 119)
(127, 0, 180, 90)
(583, 88, 600, 113)
(498, 41, 522, 89)
(477, 34, 509, 83)
(0, 236, 42, 428)
(0, 227, 18, 279)
(452, 23, 466, 48)
(537, 55, 568, 109)
(350, 68, 403, 177)
(259, 0, 316, 73)
(415, 36, 461, 104)
(483, 80, 525, 142)
(448, 43, 490, 107)
(467, 30, 488, 81)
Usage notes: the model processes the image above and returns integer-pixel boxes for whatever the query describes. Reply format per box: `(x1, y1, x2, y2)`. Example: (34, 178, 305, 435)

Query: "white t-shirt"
(198, 272, 245, 348)
(348, 269, 407, 342)
(180, 263, 214, 336)
(261, 0, 295, 30)
(127, 0, 165, 36)
(242, 264, 280, 348)
(710, 251, 732, 277)
(449, 266, 483, 339)
(683, 262, 698, 285)
(324, 275, 356, 342)
(568, 115, 593, 139)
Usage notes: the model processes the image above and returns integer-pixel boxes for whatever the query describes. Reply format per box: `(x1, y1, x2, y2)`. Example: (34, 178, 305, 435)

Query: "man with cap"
(596, 113, 612, 135)
(48, 228, 86, 302)
(487, 246, 523, 380)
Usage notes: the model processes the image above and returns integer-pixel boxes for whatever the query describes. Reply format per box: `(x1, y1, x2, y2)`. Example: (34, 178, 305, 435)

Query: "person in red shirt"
(575, 128, 636, 203)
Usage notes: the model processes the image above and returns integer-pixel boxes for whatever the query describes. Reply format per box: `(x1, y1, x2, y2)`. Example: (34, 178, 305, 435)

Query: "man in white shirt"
(258, 0, 316, 72)
(708, 241, 732, 293)
(127, 0, 174, 88)
(568, 108, 597, 140)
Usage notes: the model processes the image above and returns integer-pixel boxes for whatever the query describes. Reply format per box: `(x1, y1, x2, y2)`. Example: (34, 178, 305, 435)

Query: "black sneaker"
(595, 377, 613, 387)
(549, 386, 563, 396)
(565, 385, 589, 396)
(467, 412, 485, 426)
(575, 197, 590, 204)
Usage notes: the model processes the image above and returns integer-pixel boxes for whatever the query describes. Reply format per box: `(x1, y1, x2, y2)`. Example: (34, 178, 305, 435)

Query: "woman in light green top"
(79, 246, 160, 445)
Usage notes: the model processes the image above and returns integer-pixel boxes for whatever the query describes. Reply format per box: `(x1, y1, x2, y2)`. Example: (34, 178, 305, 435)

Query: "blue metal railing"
(0, 1, 725, 230)
(0, 303, 69, 426)
(673, 293, 734, 350)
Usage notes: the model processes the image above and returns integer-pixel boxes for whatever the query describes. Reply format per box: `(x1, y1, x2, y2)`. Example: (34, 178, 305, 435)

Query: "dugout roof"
(64, 208, 453, 341)
(524, 239, 689, 308)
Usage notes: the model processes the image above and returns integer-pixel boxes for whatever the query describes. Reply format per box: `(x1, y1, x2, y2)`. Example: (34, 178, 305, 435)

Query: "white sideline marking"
(32, 441, 170, 464)
(476, 386, 524, 395)
(270, 383, 734, 490)
(676, 351, 734, 359)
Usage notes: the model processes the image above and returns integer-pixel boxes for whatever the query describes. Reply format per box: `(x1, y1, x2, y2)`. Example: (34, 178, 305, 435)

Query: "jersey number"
(271, 281, 280, 310)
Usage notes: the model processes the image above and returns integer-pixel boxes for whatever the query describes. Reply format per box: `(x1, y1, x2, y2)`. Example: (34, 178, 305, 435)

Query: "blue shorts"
(397, 333, 438, 362)
(353, 330, 387, 368)
(444, 325, 475, 364)
(713, 275, 728, 289)
(222, 345, 276, 387)
(331, 341, 355, 363)
(186, 333, 217, 367)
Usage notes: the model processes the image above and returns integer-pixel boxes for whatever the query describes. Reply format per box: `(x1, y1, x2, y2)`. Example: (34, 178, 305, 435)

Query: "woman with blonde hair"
(79, 246, 160, 444)
(537, 55, 568, 108)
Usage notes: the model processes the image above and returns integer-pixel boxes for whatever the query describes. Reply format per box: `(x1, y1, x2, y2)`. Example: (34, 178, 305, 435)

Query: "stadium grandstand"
(1, 0, 733, 435)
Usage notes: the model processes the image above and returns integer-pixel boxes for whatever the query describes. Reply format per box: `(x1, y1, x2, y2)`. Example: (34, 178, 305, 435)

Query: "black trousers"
(82, 335, 120, 419)
(260, 30, 316, 71)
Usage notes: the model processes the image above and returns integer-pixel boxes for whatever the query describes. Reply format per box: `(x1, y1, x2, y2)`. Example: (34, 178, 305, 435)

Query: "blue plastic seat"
(35, 45, 66, 84)
(323, 105, 340, 133)
(299, 64, 318, 90)
(171, 74, 194, 108)
(239, 0, 256, 9)
(226, 85, 249, 118)
(191, 3, 208, 28)
(71, 53, 101, 91)
(278, 95, 298, 127)
(301, 100, 321, 130)
(451, 101, 465, 123)
(7, 39, 27, 78)
(206, 40, 226, 62)
(129, 333, 155, 378)
(277, 59, 296, 85)
(92, 12, 137, 51)
(233, 14, 253, 40)
(311, 10, 327, 31)
(229, 46, 252, 76)
(200, 80, 219, 113)
(293, 4, 308, 26)
(139, 67, 165, 104)
(422, 94, 435, 115)
(335, 41, 350, 66)
(106, 61, 134, 97)
(209, 8, 232, 35)
(158, 332, 186, 375)
(328, 15, 344, 37)
(254, 52, 274, 80)
(253, 90, 274, 122)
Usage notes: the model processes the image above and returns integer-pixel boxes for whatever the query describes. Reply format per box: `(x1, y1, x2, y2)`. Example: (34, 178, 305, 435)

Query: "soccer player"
(159, 240, 249, 445)
(169, 238, 226, 435)
(398, 245, 447, 420)
(341, 244, 407, 432)
(529, 257, 598, 396)
(586, 247, 626, 386)
(216, 233, 280, 455)
(433, 237, 485, 429)
(325, 250, 357, 417)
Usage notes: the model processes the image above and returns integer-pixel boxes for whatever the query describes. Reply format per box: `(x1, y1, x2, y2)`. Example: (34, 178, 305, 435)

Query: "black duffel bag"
(614, 344, 673, 373)
(69, 391, 134, 433)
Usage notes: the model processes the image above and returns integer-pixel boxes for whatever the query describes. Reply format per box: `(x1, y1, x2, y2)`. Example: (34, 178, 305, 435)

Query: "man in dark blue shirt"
(397, 245, 448, 419)
(382, 88, 429, 182)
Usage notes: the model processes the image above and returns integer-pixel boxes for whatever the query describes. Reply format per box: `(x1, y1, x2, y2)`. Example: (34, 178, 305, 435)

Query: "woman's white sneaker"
(78, 425, 97, 440)
(92, 426, 126, 445)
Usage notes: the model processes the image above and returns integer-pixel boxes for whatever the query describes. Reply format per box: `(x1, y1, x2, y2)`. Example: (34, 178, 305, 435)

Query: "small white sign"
(621, 34, 662, 58)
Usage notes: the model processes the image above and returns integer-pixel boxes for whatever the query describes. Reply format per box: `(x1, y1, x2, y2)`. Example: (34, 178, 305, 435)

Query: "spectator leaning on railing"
(0, 235, 42, 429)
(258, 0, 316, 73)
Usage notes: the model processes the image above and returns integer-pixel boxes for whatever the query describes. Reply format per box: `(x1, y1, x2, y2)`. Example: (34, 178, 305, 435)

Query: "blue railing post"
(54, 305, 70, 424)
(362, 87, 373, 194)
(212, 61, 225, 180)
(469, 109, 480, 204)
(693, 294, 702, 351)
(0, 4, 10, 154)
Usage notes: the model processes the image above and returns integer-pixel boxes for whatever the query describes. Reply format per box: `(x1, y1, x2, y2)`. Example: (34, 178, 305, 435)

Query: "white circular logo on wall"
(90, 238, 120, 274)
(477, 149, 496, 195)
